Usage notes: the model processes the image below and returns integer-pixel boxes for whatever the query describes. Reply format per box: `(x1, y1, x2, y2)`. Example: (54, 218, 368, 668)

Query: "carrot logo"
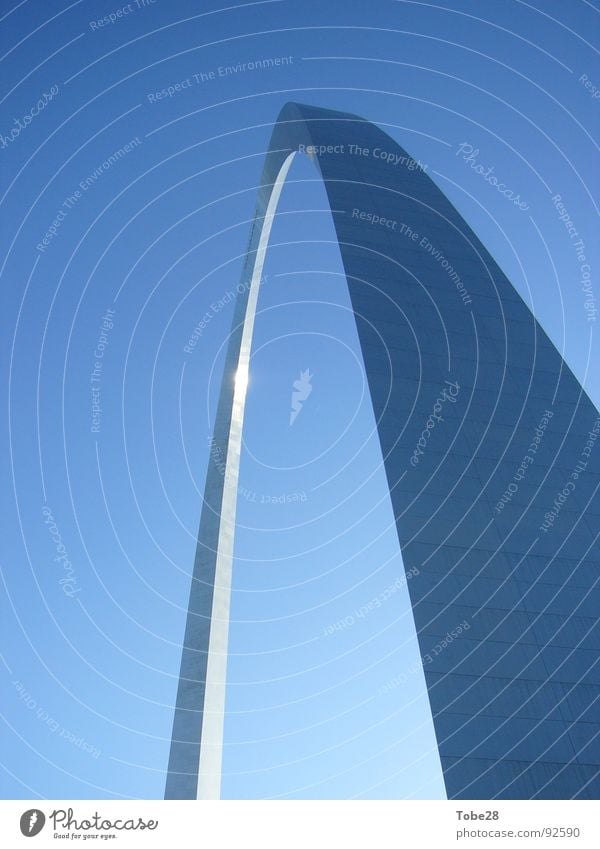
(289, 369, 313, 425)
(20, 809, 45, 837)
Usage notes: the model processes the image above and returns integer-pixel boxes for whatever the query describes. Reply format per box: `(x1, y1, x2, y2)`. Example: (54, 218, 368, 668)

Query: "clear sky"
(0, 0, 598, 800)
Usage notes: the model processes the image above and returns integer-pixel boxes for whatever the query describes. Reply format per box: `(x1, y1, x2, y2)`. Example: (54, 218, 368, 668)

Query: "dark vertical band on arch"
(166, 102, 600, 800)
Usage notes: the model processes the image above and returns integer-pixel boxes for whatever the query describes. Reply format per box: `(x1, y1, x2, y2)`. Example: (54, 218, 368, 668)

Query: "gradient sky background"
(0, 0, 598, 800)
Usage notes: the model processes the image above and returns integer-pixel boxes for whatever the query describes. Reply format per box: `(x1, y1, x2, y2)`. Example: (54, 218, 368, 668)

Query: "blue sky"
(0, 0, 598, 799)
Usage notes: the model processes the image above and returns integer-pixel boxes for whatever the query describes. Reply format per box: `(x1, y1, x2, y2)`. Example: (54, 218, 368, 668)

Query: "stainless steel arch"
(166, 103, 600, 801)
(189, 150, 296, 800)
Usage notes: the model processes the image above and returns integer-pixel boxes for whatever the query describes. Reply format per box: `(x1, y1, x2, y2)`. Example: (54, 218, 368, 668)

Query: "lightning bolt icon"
(29, 811, 38, 833)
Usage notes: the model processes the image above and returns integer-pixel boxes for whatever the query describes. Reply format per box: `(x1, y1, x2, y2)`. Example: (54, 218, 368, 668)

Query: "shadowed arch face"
(166, 102, 600, 801)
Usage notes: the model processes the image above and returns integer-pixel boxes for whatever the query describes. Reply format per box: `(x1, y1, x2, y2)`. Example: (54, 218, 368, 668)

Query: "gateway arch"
(165, 102, 600, 800)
